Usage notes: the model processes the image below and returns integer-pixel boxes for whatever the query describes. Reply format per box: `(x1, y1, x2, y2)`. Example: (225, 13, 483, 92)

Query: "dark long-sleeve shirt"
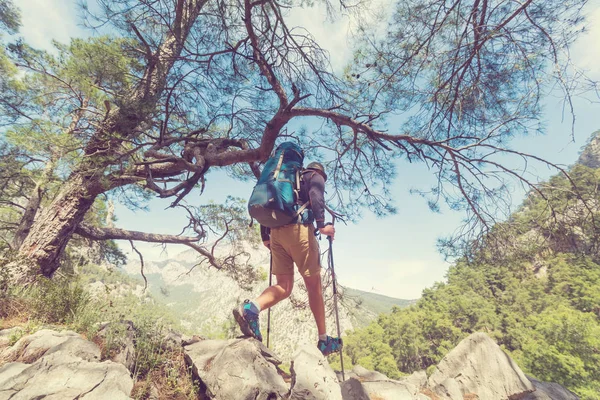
(260, 170, 326, 241)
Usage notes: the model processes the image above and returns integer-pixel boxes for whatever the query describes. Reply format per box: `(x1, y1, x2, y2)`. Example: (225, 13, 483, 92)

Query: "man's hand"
(263, 240, 271, 249)
(319, 225, 335, 239)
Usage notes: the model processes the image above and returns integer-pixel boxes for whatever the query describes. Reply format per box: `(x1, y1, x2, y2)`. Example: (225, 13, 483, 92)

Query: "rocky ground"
(0, 326, 579, 400)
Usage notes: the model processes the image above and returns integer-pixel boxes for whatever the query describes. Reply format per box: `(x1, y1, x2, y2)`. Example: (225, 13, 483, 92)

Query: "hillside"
(343, 131, 600, 399)
(343, 287, 417, 315)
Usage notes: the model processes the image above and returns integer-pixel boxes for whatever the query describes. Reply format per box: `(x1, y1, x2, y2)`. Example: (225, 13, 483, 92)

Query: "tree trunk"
(16, 173, 102, 277)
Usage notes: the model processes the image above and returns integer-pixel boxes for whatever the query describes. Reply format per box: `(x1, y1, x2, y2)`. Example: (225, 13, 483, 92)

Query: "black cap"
(306, 162, 327, 181)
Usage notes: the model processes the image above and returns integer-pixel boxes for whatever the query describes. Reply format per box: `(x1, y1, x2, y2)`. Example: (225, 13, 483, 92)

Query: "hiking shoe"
(318, 336, 343, 356)
(232, 300, 263, 342)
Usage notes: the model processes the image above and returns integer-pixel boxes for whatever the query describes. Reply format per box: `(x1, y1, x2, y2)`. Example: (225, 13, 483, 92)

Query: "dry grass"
(131, 350, 201, 400)
(0, 297, 30, 329)
(18, 347, 48, 364)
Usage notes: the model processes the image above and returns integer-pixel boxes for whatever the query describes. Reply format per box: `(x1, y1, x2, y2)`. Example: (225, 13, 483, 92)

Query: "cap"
(306, 162, 327, 181)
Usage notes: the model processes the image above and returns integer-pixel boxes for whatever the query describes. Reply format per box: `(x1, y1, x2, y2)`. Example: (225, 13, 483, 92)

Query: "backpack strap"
(291, 201, 311, 224)
(273, 152, 285, 180)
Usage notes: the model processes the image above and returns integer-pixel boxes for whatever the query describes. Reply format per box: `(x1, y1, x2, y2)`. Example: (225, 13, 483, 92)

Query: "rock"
(289, 344, 342, 400)
(523, 377, 580, 400)
(340, 377, 370, 400)
(184, 338, 288, 400)
(427, 332, 535, 399)
(163, 330, 204, 350)
(433, 378, 463, 400)
(97, 320, 136, 372)
(0, 329, 86, 364)
(339, 365, 420, 400)
(0, 330, 133, 399)
(181, 334, 204, 347)
(402, 370, 428, 389)
(349, 364, 390, 381)
(361, 380, 420, 400)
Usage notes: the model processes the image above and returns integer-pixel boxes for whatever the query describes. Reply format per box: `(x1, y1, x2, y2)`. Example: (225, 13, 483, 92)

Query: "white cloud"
(17, 0, 83, 50)
(568, 4, 600, 79)
(283, 0, 394, 72)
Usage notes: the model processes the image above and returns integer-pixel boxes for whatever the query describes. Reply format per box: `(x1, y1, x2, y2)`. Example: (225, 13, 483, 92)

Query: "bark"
(16, 173, 102, 277)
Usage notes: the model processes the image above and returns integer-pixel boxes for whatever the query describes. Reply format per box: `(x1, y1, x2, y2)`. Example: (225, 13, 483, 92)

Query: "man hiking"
(234, 161, 342, 356)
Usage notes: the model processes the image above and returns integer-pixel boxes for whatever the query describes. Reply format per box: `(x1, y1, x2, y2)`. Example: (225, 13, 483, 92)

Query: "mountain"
(120, 247, 414, 360)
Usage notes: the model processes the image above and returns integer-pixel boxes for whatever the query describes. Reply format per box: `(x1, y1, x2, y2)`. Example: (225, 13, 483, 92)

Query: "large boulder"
(184, 338, 289, 400)
(0, 329, 100, 364)
(523, 377, 579, 400)
(0, 329, 133, 399)
(427, 332, 535, 399)
(289, 344, 342, 400)
(340, 365, 424, 400)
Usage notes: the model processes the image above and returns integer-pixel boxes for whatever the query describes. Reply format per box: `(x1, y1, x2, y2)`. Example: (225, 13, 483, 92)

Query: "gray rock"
(523, 377, 579, 400)
(289, 344, 342, 400)
(433, 378, 463, 400)
(0, 329, 81, 364)
(361, 380, 420, 400)
(402, 370, 428, 389)
(339, 365, 420, 400)
(0, 330, 133, 400)
(184, 338, 288, 400)
(340, 378, 370, 400)
(428, 332, 535, 399)
(44, 336, 101, 362)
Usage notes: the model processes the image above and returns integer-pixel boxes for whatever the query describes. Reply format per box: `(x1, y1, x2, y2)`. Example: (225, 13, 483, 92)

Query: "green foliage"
(7, 327, 24, 346)
(26, 276, 92, 324)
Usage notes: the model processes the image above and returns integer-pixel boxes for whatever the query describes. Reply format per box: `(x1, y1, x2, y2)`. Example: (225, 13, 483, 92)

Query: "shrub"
(27, 276, 92, 324)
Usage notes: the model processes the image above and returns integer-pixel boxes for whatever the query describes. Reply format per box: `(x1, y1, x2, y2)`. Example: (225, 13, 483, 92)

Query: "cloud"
(569, 5, 600, 79)
(283, 0, 394, 72)
(17, 0, 83, 50)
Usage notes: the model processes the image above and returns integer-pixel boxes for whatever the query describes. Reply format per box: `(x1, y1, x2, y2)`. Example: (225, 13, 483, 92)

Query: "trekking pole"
(326, 224, 345, 381)
(266, 253, 273, 348)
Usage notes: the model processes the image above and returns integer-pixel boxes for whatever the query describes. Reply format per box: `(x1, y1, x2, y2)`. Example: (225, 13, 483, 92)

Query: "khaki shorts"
(270, 224, 321, 277)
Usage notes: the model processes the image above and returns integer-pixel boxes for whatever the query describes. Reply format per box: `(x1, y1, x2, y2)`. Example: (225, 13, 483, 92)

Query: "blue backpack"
(248, 142, 313, 228)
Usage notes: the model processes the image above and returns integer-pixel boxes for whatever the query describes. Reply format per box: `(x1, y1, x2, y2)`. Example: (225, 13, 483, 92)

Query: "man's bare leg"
(256, 274, 294, 311)
(303, 273, 326, 336)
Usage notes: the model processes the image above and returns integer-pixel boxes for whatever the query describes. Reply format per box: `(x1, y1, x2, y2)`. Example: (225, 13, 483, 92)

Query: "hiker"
(234, 160, 342, 356)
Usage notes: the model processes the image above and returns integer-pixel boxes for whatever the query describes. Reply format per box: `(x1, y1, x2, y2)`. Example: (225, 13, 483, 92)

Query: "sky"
(13, 0, 600, 299)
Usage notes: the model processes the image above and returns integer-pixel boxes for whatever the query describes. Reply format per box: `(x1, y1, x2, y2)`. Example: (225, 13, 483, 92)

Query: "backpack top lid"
(275, 141, 304, 160)
(255, 141, 304, 185)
